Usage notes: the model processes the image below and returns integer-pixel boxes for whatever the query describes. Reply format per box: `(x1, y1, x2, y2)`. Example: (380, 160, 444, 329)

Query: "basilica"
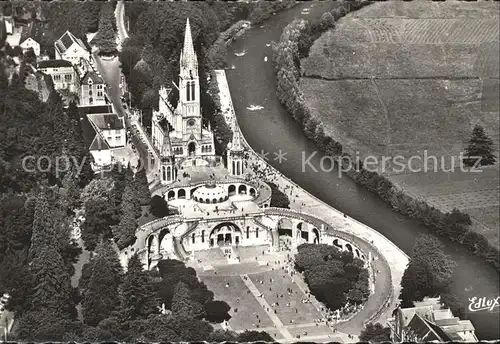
(151, 18, 219, 185)
(131, 18, 371, 271)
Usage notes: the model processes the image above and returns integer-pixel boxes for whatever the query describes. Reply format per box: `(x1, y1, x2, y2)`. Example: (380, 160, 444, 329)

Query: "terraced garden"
(300, 0, 500, 247)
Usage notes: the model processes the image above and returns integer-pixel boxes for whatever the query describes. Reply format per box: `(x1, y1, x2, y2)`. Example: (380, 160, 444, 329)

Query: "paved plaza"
(192, 247, 357, 343)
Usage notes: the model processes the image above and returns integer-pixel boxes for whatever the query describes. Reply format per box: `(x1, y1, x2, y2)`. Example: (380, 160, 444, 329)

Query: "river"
(224, 1, 500, 339)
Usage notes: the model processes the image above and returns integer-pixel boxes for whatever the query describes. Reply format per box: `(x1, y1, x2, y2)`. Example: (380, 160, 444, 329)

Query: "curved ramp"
(253, 218, 279, 251)
(173, 236, 188, 260)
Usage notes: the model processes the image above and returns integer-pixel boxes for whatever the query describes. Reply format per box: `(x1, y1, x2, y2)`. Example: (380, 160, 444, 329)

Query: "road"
(115, 1, 129, 45)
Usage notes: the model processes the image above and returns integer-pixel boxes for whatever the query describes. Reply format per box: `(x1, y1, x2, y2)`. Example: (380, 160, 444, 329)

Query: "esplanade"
(127, 192, 374, 270)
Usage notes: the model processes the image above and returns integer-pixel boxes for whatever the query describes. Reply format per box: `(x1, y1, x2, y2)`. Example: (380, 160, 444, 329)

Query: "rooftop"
(89, 134, 110, 151)
(20, 21, 43, 44)
(81, 70, 104, 84)
(397, 296, 478, 342)
(77, 104, 113, 119)
(87, 113, 125, 131)
(55, 30, 86, 54)
(407, 314, 443, 342)
(38, 59, 73, 68)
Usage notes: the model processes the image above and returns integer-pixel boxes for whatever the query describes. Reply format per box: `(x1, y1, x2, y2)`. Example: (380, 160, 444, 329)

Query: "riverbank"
(216, 69, 408, 330)
(299, 1, 499, 251)
(223, 1, 499, 338)
(272, 3, 500, 277)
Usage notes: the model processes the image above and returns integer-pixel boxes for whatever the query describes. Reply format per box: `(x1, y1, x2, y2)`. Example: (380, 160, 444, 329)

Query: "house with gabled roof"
(389, 296, 478, 342)
(19, 21, 43, 56)
(80, 70, 107, 106)
(79, 104, 127, 168)
(54, 30, 89, 66)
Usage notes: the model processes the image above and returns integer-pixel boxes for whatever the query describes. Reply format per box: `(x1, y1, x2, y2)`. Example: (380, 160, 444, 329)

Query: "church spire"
(161, 123, 173, 158)
(230, 117, 243, 152)
(180, 18, 197, 74)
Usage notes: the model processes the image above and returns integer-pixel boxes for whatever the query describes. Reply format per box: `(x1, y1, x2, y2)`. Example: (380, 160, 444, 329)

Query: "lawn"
(300, 0, 499, 246)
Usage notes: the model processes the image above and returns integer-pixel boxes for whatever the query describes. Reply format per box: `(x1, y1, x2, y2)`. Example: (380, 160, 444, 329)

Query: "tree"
(359, 322, 391, 342)
(400, 234, 456, 307)
(93, 2, 117, 55)
(134, 167, 151, 205)
(171, 281, 205, 319)
(29, 189, 71, 261)
(66, 101, 94, 187)
(81, 178, 120, 250)
(118, 254, 160, 322)
(237, 330, 274, 342)
(208, 329, 238, 342)
(112, 177, 139, 249)
(82, 240, 123, 326)
(16, 309, 79, 342)
(268, 182, 290, 208)
(319, 12, 336, 31)
(295, 244, 368, 311)
(30, 245, 76, 319)
(204, 300, 231, 323)
(463, 125, 497, 167)
(462, 231, 489, 254)
(0, 195, 34, 267)
(150, 195, 170, 218)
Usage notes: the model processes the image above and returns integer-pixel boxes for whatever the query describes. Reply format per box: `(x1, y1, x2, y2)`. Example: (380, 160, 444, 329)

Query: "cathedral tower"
(152, 18, 215, 161)
(177, 18, 202, 144)
(227, 117, 245, 177)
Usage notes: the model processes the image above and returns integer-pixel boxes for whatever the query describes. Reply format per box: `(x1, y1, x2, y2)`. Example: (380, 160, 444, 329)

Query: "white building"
(79, 105, 125, 168)
(19, 21, 43, 56)
(151, 18, 216, 185)
(37, 59, 79, 93)
(54, 30, 90, 66)
(86, 113, 126, 167)
(80, 70, 107, 106)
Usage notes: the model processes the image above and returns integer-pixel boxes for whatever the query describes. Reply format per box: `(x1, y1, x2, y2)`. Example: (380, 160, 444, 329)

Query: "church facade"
(151, 18, 216, 185)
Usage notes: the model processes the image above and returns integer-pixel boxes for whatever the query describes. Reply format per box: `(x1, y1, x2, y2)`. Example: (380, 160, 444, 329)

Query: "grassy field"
(300, 1, 499, 247)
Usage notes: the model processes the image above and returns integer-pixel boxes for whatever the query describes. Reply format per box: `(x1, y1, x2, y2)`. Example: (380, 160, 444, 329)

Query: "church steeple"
(227, 116, 245, 177)
(230, 117, 243, 152)
(180, 18, 198, 78)
(161, 124, 173, 158)
(160, 123, 176, 185)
